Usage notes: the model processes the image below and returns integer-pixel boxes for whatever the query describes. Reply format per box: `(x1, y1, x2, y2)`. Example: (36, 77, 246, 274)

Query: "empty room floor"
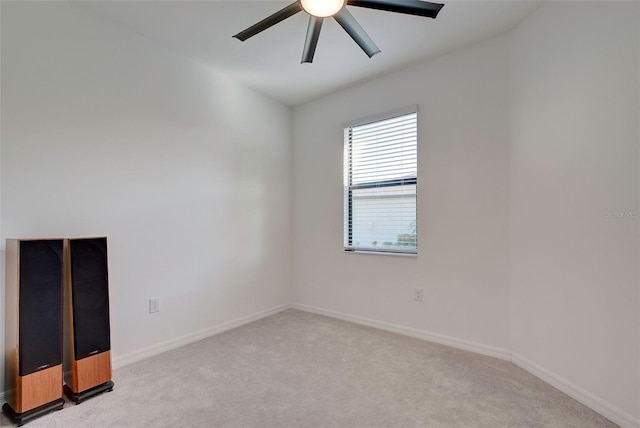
(1, 310, 615, 427)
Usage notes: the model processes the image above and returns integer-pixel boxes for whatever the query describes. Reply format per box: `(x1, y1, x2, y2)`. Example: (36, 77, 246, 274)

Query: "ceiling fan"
(233, 0, 444, 64)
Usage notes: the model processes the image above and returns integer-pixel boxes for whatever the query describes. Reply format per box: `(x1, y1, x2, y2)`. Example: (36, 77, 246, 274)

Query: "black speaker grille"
(70, 238, 111, 360)
(18, 240, 64, 376)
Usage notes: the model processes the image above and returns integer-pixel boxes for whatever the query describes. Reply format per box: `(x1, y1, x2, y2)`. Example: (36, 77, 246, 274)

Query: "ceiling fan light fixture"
(300, 0, 346, 17)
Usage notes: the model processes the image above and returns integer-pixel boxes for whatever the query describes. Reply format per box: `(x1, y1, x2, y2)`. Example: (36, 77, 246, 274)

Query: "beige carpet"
(1, 309, 616, 427)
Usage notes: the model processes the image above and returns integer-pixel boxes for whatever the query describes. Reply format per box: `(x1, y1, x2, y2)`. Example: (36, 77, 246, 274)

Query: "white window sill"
(344, 250, 417, 258)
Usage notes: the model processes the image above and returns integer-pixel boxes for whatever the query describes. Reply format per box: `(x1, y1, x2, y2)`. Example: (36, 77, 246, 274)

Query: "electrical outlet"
(414, 288, 423, 302)
(149, 297, 160, 313)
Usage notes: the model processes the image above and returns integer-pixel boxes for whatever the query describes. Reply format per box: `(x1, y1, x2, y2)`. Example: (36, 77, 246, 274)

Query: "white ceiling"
(78, 0, 542, 106)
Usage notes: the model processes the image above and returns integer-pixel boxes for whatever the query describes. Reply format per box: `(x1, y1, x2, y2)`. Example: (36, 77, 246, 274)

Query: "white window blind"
(344, 110, 417, 254)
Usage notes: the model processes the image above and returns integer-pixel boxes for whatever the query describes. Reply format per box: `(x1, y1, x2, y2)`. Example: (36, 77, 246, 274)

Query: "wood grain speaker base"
(16, 365, 63, 413)
(64, 381, 114, 405)
(2, 399, 65, 427)
(68, 351, 112, 393)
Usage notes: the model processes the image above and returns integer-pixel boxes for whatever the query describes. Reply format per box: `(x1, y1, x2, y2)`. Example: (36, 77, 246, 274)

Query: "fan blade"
(347, 0, 444, 19)
(333, 9, 381, 58)
(301, 17, 324, 64)
(233, 2, 302, 41)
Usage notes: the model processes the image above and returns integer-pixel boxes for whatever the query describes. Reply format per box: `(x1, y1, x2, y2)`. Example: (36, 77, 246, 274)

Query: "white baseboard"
(294, 303, 639, 428)
(112, 304, 292, 369)
(1, 302, 636, 428)
(0, 305, 291, 400)
(512, 353, 640, 428)
(292, 303, 512, 361)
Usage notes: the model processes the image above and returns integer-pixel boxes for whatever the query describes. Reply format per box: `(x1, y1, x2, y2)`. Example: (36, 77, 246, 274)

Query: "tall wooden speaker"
(3, 239, 66, 426)
(64, 237, 114, 404)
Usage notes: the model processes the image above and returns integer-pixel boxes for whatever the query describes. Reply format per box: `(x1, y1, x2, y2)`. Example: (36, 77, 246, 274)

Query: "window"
(344, 108, 418, 254)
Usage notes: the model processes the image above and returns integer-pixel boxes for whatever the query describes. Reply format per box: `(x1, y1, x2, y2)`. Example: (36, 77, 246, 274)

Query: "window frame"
(343, 106, 418, 256)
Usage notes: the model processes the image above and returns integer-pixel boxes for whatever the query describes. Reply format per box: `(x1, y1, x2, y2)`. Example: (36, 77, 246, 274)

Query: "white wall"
(510, 1, 639, 424)
(293, 1, 639, 425)
(292, 35, 512, 352)
(0, 0, 292, 391)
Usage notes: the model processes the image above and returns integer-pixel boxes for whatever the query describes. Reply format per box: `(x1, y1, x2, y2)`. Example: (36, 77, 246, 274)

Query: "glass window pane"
(344, 111, 417, 254)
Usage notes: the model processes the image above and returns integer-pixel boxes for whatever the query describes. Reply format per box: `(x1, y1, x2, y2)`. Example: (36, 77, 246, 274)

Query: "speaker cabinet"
(3, 239, 65, 426)
(64, 237, 114, 403)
